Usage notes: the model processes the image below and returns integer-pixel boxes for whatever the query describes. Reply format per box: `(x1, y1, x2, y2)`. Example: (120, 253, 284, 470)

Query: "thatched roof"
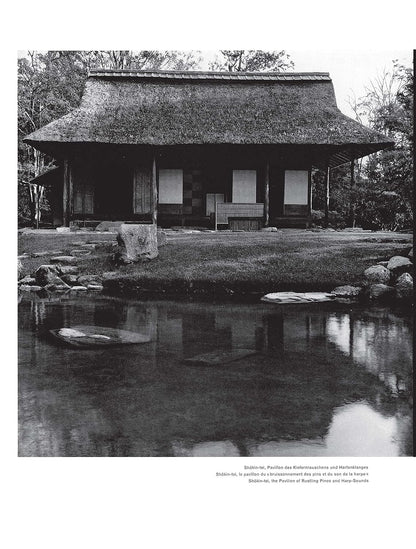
(24, 69, 393, 164)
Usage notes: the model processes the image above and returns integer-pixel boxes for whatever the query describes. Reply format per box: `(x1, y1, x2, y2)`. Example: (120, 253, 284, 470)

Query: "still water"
(18, 295, 413, 457)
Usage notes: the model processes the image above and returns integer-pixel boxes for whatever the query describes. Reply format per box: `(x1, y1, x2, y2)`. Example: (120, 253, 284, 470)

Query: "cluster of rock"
(19, 262, 104, 294)
(332, 248, 413, 303)
(18, 242, 107, 294)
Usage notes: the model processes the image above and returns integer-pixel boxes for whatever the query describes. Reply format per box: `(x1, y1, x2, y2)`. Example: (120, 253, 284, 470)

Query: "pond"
(18, 295, 413, 457)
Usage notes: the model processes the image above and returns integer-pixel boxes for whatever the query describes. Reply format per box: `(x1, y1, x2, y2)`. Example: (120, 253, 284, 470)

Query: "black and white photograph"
(5, 2, 416, 547)
(17, 48, 413, 458)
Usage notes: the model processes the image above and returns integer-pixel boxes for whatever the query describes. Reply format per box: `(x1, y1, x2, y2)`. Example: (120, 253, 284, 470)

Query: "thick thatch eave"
(24, 70, 393, 165)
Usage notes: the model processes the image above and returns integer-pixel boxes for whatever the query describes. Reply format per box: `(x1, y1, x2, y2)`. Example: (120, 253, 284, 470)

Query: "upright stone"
(116, 223, 158, 263)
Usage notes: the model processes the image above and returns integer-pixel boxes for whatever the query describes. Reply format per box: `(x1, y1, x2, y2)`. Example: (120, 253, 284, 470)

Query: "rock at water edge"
(331, 285, 362, 298)
(395, 273, 413, 300)
(34, 264, 59, 286)
(363, 265, 391, 285)
(386, 255, 413, 275)
(368, 283, 394, 301)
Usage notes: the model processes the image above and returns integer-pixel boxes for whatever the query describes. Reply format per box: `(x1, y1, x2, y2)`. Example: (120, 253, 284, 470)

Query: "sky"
(200, 49, 412, 117)
(289, 49, 412, 117)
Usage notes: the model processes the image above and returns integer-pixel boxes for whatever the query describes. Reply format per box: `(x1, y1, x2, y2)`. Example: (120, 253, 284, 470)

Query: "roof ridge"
(88, 69, 331, 82)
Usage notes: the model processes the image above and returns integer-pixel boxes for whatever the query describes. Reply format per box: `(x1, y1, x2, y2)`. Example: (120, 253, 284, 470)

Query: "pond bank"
(18, 229, 413, 300)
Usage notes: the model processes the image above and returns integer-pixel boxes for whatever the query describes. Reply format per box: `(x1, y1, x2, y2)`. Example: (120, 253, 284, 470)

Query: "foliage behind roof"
(24, 70, 393, 159)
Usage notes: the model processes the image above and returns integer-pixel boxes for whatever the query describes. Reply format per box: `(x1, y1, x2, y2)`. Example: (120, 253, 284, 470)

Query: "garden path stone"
(50, 256, 78, 264)
(70, 249, 92, 256)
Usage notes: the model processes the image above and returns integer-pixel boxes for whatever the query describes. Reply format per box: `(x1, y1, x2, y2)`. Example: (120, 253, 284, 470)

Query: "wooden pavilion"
(24, 69, 393, 229)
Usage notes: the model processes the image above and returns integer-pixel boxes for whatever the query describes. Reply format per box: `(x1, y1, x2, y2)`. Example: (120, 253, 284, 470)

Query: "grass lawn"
(18, 229, 413, 296)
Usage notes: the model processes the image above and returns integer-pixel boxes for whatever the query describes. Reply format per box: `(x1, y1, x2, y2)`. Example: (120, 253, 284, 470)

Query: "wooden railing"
(215, 203, 264, 229)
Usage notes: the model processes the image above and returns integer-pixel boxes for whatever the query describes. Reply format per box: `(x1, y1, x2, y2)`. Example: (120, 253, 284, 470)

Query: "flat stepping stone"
(49, 325, 151, 348)
(70, 249, 92, 256)
(50, 256, 78, 264)
(87, 284, 104, 291)
(261, 292, 335, 304)
(184, 348, 257, 366)
(58, 266, 79, 275)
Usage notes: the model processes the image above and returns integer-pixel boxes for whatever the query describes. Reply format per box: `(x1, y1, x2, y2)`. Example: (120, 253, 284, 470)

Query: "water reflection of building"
(325, 310, 412, 395)
(18, 297, 413, 457)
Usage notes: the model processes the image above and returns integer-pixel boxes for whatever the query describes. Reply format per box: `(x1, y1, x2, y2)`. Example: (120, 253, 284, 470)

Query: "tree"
(209, 50, 294, 72)
(353, 61, 413, 230)
(312, 61, 413, 231)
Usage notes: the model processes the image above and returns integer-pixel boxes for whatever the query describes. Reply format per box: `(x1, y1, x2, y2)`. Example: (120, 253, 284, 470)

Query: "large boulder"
(116, 223, 158, 263)
(387, 255, 413, 276)
(34, 264, 59, 286)
(395, 273, 413, 300)
(363, 264, 390, 285)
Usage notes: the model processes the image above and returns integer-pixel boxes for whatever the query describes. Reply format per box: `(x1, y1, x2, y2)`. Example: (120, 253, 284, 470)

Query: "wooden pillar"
(264, 160, 270, 227)
(151, 152, 158, 226)
(62, 158, 70, 227)
(324, 165, 330, 228)
(349, 158, 356, 227)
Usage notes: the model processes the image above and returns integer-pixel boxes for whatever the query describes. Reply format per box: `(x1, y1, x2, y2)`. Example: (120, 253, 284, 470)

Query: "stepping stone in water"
(49, 325, 151, 348)
(184, 348, 257, 366)
(261, 292, 335, 304)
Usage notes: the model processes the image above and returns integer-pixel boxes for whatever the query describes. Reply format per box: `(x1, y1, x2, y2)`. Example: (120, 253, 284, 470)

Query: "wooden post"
(62, 158, 69, 227)
(151, 152, 158, 226)
(349, 157, 356, 227)
(264, 160, 270, 227)
(324, 165, 330, 228)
